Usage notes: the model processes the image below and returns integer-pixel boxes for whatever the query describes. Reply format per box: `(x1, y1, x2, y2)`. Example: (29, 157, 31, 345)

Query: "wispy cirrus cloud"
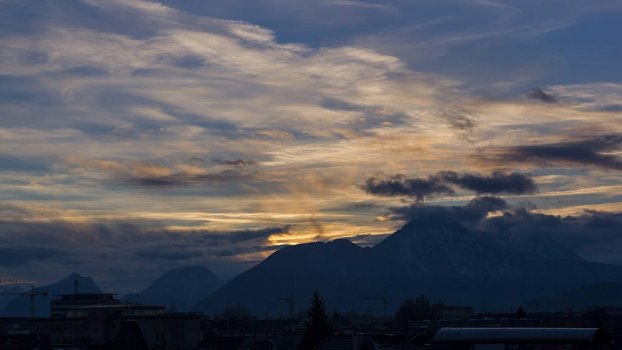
(1, 0, 622, 287)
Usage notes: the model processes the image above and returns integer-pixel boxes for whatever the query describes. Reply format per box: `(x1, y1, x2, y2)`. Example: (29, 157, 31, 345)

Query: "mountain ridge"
(124, 265, 222, 311)
(192, 218, 622, 316)
(527, 281, 622, 312)
(0, 273, 101, 318)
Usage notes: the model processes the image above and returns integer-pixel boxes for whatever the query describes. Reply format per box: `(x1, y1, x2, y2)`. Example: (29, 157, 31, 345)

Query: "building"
(0, 321, 52, 350)
(50, 293, 120, 319)
(435, 307, 474, 320)
(315, 335, 376, 350)
(50, 293, 164, 319)
(134, 312, 203, 350)
(432, 327, 612, 350)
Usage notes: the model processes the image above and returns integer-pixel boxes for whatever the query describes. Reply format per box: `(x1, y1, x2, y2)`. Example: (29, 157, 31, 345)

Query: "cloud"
(319, 97, 409, 131)
(1, 0, 622, 288)
(128, 169, 243, 187)
(487, 135, 622, 170)
(67, 157, 250, 187)
(436, 171, 537, 195)
(481, 209, 622, 265)
(546, 83, 622, 111)
(0, 0, 461, 210)
(0, 244, 65, 266)
(339, 233, 390, 246)
(0, 204, 289, 290)
(213, 158, 257, 167)
(224, 226, 287, 243)
(363, 174, 455, 202)
(438, 108, 478, 143)
(0, 154, 50, 172)
(385, 197, 622, 266)
(135, 245, 204, 260)
(526, 87, 558, 103)
(0, 217, 287, 261)
(364, 171, 536, 200)
(441, 110, 477, 131)
(389, 196, 508, 223)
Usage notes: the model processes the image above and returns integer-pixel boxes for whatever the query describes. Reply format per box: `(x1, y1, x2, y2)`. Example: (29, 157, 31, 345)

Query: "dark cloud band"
(0, 207, 289, 268)
(526, 87, 558, 104)
(364, 171, 536, 201)
(387, 199, 622, 266)
(437, 171, 537, 195)
(363, 174, 455, 202)
(488, 135, 622, 170)
(389, 196, 508, 223)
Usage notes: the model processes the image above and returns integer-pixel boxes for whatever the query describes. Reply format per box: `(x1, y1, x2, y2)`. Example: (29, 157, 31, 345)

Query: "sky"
(1, 0, 622, 292)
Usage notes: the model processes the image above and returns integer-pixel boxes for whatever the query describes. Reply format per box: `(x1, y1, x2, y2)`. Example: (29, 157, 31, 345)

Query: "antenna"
(277, 297, 294, 319)
(30, 286, 35, 318)
(75, 278, 79, 295)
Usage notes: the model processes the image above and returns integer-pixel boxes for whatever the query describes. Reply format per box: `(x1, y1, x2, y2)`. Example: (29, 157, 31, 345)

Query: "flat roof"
(54, 293, 115, 297)
(64, 304, 165, 310)
(432, 328, 610, 344)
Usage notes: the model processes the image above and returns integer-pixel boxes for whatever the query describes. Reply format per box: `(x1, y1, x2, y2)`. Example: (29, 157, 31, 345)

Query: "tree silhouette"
(413, 295, 431, 320)
(395, 297, 415, 328)
(431, 303, 447, 320)
(515, 306, 527, 319)
(395, 295, 433, 328)
(298, 291, 332, 350)
(168, 302, 177, 313)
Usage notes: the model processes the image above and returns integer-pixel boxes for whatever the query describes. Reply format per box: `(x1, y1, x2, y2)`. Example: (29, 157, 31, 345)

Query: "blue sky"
(0, 0, 621, 292)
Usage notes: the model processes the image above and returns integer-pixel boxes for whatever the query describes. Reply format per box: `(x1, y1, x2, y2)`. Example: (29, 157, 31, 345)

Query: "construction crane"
(277, 297, 295, 319)
(0, 286, 49, 318)
(0, 279, 31, 285)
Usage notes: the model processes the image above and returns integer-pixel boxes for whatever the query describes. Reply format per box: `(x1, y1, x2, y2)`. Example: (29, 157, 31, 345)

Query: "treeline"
(394, 295, 445, 328)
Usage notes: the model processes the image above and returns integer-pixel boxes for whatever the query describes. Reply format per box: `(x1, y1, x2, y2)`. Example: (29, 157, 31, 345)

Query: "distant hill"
(0, 273, 101, 317)
(194, 239, 374, 317)
(0, 284, 29, 310)
(192, 219, 622, 316)
(124, 266, 222, 312)
(526, 282, 622, 312)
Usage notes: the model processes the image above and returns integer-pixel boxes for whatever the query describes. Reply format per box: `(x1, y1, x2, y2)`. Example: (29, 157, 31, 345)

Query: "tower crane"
(277, 297, 295, 319)
(0, 279, 22, 285)
(0, 286, 49, 318)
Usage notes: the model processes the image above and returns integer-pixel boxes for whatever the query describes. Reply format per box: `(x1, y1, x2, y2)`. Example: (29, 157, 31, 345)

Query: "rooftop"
(432, 327, 611, 344)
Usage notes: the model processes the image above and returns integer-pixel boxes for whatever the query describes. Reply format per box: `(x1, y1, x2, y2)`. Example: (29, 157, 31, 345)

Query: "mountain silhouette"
(193, 218, 622, 316)
(124, 266, 222, 312)
(526, 281, 622, 312)
(0, 273, 101, 317)
(194, 239, 375, 317)
(0, 284, 29, 310)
